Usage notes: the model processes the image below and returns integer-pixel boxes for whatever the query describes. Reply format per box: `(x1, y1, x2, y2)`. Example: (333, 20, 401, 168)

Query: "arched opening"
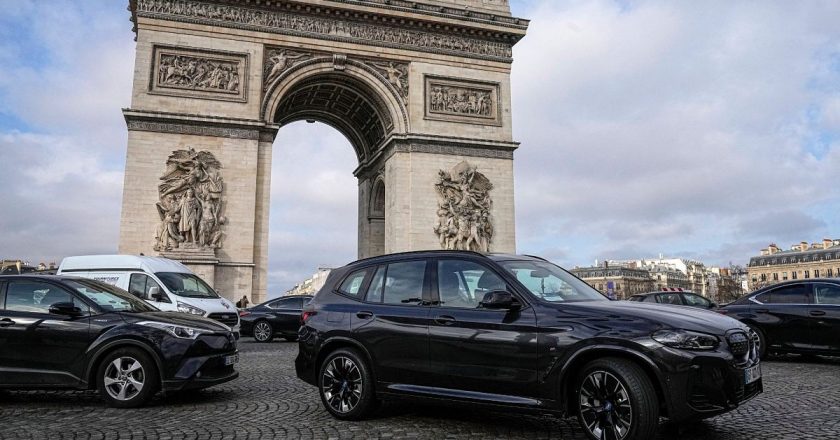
(265, 67, 402, 294)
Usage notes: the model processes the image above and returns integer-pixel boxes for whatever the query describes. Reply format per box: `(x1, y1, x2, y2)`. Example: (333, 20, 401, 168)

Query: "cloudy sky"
(1, 0, 839, 297)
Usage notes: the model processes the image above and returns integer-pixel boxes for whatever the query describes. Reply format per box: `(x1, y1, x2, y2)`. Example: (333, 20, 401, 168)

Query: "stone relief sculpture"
(430, 85, 493, 117)
(434, 161, 494, 253)
(263, 48, 311, 89)
(136, 0, 514, 60)
(158, 54, 241, 93)
(370, 61, 409, 99)
(154, 148, 226, 252)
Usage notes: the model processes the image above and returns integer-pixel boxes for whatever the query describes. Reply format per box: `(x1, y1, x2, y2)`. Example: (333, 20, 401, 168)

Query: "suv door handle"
(0, 318, 15, 327)
(356, 311, 374, 320)
(435, 315, 456, 325)
(755, 309, 769, 313)
(810, 310, 826, 316)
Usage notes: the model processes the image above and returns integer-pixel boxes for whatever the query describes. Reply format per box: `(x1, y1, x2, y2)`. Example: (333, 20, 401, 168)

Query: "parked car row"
(9, 250, 839, 439)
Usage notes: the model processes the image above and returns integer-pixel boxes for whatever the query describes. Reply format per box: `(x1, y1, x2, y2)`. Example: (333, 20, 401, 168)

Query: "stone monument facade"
(119, 0, 528, 303)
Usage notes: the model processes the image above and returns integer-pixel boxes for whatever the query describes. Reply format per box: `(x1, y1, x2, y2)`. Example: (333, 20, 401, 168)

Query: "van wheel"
(575, 357, 659, 440)
(97, 347, 159, 408)
(318, 348, 376, 420)
(253, 320, 274, 342)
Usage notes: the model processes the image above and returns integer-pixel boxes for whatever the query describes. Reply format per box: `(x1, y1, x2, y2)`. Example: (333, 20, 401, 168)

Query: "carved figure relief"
(154, 148, 226, 252)
(135, 0, 513, 61)
(263, 48, 311, 89)
(434, 161, 494, 253)
(369, 61, 409, 99)
(151, 46, 248, 102)
(425, 76, 500, 125)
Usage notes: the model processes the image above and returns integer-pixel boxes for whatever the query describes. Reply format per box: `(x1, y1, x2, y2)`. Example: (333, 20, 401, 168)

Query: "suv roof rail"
(347, 249, 489, 266)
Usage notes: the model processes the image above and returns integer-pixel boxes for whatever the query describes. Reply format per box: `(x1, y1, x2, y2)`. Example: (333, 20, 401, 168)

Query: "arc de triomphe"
(118, 0, 529, 303)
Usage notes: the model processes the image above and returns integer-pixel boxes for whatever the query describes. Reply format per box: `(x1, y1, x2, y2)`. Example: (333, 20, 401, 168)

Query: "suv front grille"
(208, 312, 239, 327)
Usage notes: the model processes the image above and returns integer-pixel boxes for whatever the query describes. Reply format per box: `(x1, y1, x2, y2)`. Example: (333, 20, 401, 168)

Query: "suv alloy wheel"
(97, 347, 160, 408)
(575, 358, 659, 440)
(318, 348, 376, 420)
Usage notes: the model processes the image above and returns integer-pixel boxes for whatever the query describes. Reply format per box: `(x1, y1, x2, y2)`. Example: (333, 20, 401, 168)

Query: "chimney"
(823, 238, 832, 249)
(800, 241, 809, 252)
(768, 244, 780, 254)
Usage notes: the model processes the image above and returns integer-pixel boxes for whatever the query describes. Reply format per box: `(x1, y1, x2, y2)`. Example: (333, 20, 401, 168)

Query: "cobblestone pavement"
(1, 341, 839, 440)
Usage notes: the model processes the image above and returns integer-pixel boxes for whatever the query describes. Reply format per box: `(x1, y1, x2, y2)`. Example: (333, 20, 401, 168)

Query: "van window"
(156, 272, 219, 298)
(129, 274, 168, 302)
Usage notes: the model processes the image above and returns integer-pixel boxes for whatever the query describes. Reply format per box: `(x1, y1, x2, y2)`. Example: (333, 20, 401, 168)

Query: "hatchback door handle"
(435, 315, 456, 325)
(356, 311, 374, 320)
(810, 310, 826, 316)
(0, 318, 14, 327)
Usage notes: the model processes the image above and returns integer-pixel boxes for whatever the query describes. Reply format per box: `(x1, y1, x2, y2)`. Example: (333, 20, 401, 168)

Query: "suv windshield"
(66, 279, 158, 313)
(500, 260, 608, 303)
(156, 272, 219, 298)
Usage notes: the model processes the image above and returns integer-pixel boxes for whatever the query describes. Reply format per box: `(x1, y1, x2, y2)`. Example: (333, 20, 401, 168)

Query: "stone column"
(251, 129, 277, 304)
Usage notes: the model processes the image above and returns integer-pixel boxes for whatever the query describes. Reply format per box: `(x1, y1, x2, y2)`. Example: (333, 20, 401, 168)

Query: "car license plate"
(744, 363, 761, 385)
(224, 354, 239, 366)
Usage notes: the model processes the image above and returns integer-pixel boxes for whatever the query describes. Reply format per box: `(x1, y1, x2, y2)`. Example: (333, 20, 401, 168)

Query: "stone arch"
(366, 174, 386, 256)
(261, 57, 409, 163)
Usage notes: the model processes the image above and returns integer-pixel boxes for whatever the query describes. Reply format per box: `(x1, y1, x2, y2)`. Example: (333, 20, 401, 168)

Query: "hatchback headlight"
(177, 301, 206, 316)
(138, 321, 210, 339)
(652, 329, 719, 350)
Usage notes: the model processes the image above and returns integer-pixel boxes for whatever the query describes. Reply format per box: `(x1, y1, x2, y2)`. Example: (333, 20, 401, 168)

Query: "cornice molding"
(123, 108, 278, 140)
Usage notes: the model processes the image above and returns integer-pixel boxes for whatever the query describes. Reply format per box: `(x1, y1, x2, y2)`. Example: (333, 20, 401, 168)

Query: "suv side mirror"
(148, 286, 163, 302)
(709, 301, 717, 309)
(479, 291, 520, 310)
(49, 302, 82, 317)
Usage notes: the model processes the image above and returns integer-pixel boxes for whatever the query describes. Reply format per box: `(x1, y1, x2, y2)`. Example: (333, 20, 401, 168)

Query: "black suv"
(0, 275, 239, 407)
(296, 251, 762, 440)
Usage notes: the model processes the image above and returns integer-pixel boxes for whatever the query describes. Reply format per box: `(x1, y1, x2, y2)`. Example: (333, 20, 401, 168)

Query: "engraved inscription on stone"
(135, 0, 513, 61)
(154, 148, 226, 253)
(263, 47, 312, 90)
(151, 45, 248, 102)
(434, 161, 494, 253)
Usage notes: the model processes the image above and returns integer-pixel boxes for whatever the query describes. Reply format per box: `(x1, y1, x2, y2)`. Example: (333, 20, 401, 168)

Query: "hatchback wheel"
(575, 358, 659, 440)
(253, 320, 274, 342)
(318, 348, 375, 420)
(97, 347, 159, 408)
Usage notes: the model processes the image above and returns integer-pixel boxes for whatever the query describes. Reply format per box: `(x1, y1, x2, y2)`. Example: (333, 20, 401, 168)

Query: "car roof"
(751, 278, 839, 294)
(344, 250, 545, 268)
(0, 274, 93, 283)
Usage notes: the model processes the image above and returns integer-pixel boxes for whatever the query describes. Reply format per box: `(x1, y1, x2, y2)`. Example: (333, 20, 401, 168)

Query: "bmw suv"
(296, 251, 762, 440)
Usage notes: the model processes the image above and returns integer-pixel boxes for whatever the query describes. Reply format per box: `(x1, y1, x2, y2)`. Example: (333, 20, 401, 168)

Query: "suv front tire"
(96, 347, 160, 408)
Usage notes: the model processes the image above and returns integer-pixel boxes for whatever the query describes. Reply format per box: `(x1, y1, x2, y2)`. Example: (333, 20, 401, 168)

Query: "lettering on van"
(154, 148, 226, 253)
(93, 276, 121, 286)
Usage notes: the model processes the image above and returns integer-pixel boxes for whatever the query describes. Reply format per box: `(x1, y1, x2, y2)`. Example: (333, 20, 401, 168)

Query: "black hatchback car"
(240, 295, 313, 342)
(718, 279, 840, 358)
(296, 251, 762, 440)
(0, 275, 239, 407)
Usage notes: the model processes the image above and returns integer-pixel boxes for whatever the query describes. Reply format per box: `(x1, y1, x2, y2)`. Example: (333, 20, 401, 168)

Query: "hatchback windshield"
(66, 279, 157, 313)
(156, 272, 219, 298)
(500, 260, 607, 302)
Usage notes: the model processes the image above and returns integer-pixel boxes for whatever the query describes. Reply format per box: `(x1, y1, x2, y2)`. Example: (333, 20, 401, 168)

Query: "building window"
(815, 269, 820, 278)
(772, 273, 778, 281)
(792, 271, 798, 280)
(782, 272, 788, 280)
(761, 274, 767, 281)
(752, 276, 757, 282)
(805, 270, 810, 279)
(828, 268, 833, 277)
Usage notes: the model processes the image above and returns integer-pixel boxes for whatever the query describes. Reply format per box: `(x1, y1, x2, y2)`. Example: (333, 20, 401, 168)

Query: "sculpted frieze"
(425, 76, 500, 125)
(154, 148, 226, 253)
(434, 161, 494, 253)
(151, 46, 248, 102)
(263, 48, 312, 90)
(135, 0, 513, 61)
(368, 61, 409, 100)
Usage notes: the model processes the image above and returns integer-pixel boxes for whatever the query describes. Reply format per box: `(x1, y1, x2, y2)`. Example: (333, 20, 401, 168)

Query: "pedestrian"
(236, 295, 249, 309)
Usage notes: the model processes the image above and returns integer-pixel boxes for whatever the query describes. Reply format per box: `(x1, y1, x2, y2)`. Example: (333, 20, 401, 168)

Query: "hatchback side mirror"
(49, 302, 82, 317)
(479, 291, 520, 310)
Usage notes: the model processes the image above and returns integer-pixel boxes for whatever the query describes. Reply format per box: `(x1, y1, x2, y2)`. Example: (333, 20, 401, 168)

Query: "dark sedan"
(628, 290, 718, 309)
(240, 295, 312, 342)
(718, 279, 840, 358)
(0, 275, 239, 407)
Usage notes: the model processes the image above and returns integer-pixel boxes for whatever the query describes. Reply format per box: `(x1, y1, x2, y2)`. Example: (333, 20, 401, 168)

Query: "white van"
(57, 255, 240, 335)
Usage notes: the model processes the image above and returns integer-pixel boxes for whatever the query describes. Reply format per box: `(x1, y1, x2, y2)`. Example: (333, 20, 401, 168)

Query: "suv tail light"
(301, 310, 316, 324)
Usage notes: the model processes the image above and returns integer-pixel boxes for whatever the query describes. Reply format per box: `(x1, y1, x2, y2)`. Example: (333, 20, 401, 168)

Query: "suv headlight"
(177, 301, 205, 316)
(652, 329, 719, 350)
(138, 321, 211, 339)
